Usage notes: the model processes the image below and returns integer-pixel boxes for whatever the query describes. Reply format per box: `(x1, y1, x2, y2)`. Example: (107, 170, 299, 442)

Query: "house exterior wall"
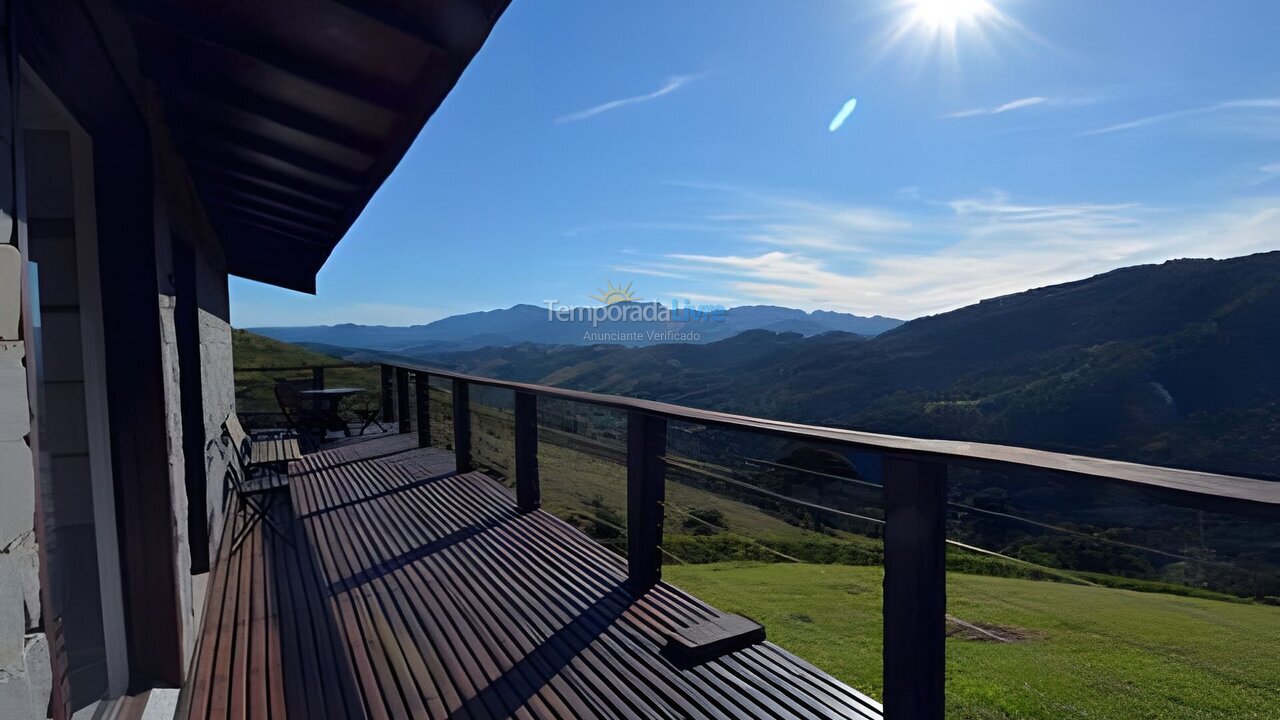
(150, 106, 235, 669)
(0, 1, 238, 716)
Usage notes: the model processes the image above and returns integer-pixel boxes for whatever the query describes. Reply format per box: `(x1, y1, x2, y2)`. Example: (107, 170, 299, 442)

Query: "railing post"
(396, 367, 410, 434)
(882, 455, 947, 720)
(514, 391, 540, 512)
(452, 379, 472, 472)
(380, 364, 394, 423)
(311, 366, 325, 391)
(626, 410, 667, 592)
(415, 371, 430, 448)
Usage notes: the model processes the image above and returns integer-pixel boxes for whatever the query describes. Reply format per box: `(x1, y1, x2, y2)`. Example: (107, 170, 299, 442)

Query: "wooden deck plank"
(313, 463, 435, 719)
(247, 527, 270, 720)
(185, 505, 238, 720)
(182, 432, 883, 720)
(331, 465, 529, 717)
(297, 467, 398, 720)
(352, 461, 620, 719)
(288, 485, 371, 720)
(433, 479, 706, 719)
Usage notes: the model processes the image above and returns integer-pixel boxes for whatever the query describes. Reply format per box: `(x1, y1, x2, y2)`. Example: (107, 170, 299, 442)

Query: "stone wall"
(198, 300, 235, 567)
(0, 5, 52, 708)
(0, 240, 50, 718)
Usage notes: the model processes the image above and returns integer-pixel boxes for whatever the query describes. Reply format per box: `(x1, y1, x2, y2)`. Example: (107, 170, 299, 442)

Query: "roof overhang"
(121, 0, 511, 292)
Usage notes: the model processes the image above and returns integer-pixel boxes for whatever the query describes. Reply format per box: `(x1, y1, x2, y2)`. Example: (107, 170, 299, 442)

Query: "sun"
(878, 0, 1017, 68)
(906, 0, 996, 32)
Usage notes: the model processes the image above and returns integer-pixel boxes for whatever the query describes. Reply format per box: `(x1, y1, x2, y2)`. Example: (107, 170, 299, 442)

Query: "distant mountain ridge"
(250, 304, 903, 351)
(407, 252, 1280, 479)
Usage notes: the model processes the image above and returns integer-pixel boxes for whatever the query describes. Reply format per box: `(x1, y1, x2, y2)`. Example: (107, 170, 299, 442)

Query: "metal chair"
(343, 390, 386, 435)
(219, 411, 297, 553)
(274, 379, 329, 447)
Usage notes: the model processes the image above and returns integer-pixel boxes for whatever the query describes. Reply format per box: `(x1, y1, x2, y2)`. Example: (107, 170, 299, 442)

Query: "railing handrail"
(233, 363, 367, 372)
(388, 360, 1279, 506)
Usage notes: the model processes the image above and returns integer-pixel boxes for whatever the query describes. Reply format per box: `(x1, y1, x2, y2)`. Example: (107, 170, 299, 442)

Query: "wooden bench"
(219, 412, 301, 552)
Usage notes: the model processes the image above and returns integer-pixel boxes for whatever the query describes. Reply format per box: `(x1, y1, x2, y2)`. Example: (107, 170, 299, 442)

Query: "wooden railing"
(373, 361, 1277, 720)
(233, 362, 366, 391)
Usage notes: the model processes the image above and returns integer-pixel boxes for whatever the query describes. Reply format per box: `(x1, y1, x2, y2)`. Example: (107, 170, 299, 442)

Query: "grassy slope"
(459, 395, 870, 559)
(232, 329, 380, 420)
(232, 328, 349, 366)
(665, 563, 1280, 720)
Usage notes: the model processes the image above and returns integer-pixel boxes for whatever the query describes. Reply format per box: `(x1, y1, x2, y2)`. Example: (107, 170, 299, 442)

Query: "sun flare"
(907, 0, 996, 32)
(879, 0, 1017, 68)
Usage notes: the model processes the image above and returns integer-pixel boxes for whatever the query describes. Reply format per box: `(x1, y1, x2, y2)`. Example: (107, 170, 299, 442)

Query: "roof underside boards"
(122, 0, 511, 292)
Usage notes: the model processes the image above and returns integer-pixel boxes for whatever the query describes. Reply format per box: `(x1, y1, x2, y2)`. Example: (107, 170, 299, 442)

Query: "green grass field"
(665, 563, 1280, 720)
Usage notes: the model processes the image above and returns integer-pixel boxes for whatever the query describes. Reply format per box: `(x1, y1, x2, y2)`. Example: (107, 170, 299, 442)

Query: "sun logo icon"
(590, 280, 640, 305)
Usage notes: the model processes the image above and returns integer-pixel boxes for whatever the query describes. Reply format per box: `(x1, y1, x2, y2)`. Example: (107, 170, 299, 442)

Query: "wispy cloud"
(662, 291, 741, 305)
(941, 95, 1100, 119)
(555, 74, 701, 124)
(619, 189, 1280, 319)
(1256, 162, 1280, 186)
(665, 182, 912, 253)
(607, 264, 693, 281)
(943, 96, 1049, 119)
(1082, 98, 1280, 136)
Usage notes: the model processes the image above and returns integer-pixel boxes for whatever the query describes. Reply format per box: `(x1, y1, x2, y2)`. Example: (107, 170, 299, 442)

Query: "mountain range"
(249, 304, 903, 352)
(400, 252, 1280, 479)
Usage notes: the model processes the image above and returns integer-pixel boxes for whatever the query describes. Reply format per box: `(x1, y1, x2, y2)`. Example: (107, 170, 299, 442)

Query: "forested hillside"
(419, 252, 1280, 478)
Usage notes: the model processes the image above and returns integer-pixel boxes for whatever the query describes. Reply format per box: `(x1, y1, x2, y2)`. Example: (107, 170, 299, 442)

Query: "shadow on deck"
(180, 432, 883, 719)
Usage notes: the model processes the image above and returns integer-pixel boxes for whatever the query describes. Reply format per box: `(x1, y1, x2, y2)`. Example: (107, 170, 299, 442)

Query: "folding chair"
(344, 391, 386, 436)
(274, 379, 330, 447)
(219, 411, 300, 553)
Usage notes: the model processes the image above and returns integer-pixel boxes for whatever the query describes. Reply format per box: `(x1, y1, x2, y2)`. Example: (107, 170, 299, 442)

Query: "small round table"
(300, 387, 365, 436)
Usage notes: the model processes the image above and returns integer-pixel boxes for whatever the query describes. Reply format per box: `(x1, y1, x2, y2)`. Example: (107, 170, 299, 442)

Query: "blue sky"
(231, 0, 1280, 327)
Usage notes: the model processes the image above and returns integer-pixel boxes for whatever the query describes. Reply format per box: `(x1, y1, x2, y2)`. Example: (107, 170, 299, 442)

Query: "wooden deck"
(181, 433, 883, 719)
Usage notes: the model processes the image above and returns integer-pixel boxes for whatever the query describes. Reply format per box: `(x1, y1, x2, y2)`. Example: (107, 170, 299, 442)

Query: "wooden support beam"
(159, 84, 385, 158)
(882, 456, 947, 720)
(415, 371, 430, 448)
(178, 133, 362, 195)
(380, 364, 394, 423)
(626, 411, 667, 591)
(327, 0, 491, 55)
(203, 197, 332, 241)
(396, 367, 410, 434)
(514, 391, 540, 512)
(201, 182, 337, 227)
(198, 161, 347, 210)
(219, 217, 331, 253)
(168, 117, 366, 187)
(129, 3, 410, 112)
(310, 366, 325, 391)
(452, 379, 472, 472)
